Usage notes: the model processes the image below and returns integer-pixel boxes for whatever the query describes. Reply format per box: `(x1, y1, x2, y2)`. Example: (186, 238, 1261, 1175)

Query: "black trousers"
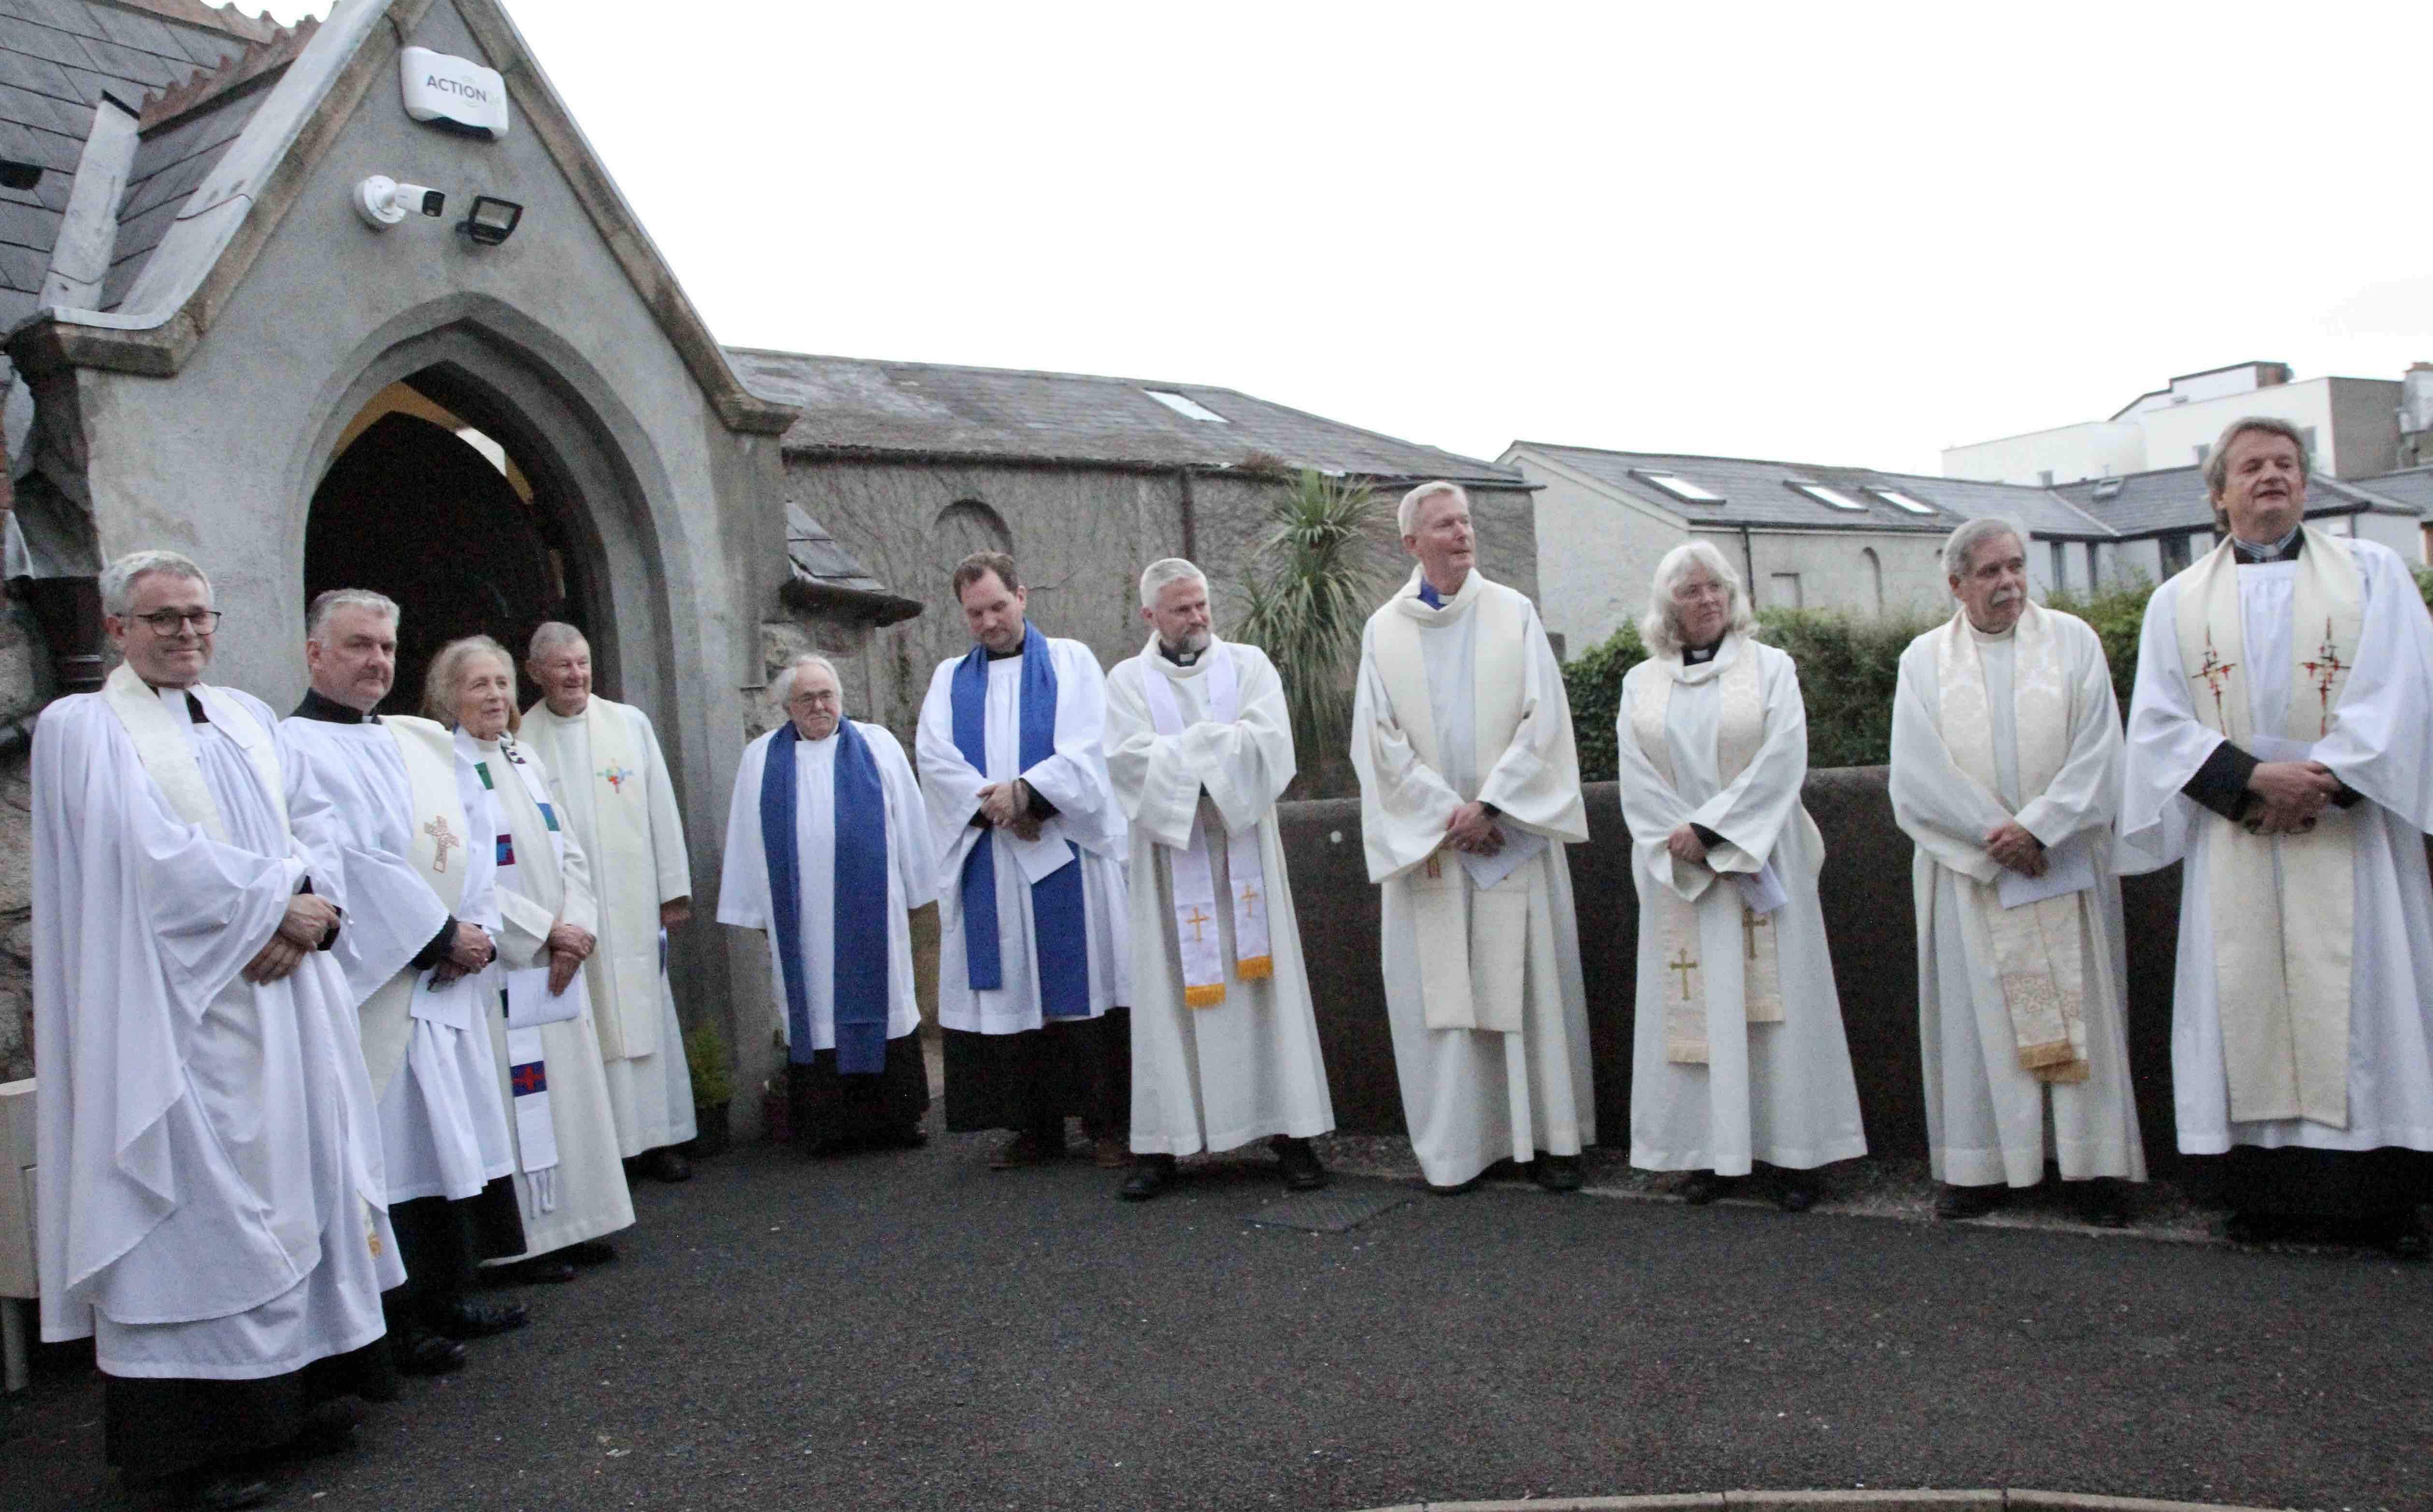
(788, 1031, 932, 1151)
(105, 1338, 397, 1481)
(2221, 1145, 2433, 1222)
(383, 1176, 526, 1325)
(943, 1008, 1131, 1142)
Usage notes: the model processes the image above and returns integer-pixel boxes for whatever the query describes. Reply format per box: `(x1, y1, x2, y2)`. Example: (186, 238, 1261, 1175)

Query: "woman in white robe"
(426, 637, 634, 1281)
(1615, 542, 1866, 1208)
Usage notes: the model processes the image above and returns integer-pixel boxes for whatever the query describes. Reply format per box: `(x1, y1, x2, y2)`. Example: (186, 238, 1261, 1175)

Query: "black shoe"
(286, 1398, 362, 1459)
(1273, 1137, 1328, 1191)
(564, 1239, 617, 1267)
(1776, 1179, 1818, 1214)
(1678, 1171, 1730, 1206)
(1119, 1154, 1175, 1201)
(500, 1255, 577, 1285)
(1426, 1172, 1486, 1196)
(639, 1148, 692, 1183)
(889, 1124, 930, 1150)
(174, 1469, 273, 1510)
(2221, 1210, 2276, 1245)
(2069, 1180, 2132, 1229)
(394, 1329, 468, 1376)
(1531, 1154, 1584, 1193)
(432, 1295, 528, 1339)
(1935, 1184, 2007, 1221)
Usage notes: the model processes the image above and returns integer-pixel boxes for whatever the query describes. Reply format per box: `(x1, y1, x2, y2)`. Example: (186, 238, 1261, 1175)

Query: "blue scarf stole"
(949, 622, 1091, 1018)
(759, 718, 893, 1072)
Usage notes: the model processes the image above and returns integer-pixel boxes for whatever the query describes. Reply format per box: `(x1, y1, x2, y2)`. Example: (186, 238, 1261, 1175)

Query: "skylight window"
(1631, 470, 1723, 504)
(1790, 482, 1868, 512)
(1869, 488, 1937, 516)
(1144, 389, 1228, 424)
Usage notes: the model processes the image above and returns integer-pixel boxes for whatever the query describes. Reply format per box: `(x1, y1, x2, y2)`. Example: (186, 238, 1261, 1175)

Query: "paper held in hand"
(1997, 839, 2096, 910)
(1732, 861, 1788, 916)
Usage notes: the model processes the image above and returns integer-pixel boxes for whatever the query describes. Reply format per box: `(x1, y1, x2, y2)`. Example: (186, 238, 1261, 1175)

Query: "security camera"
(354, 175, 446, 229)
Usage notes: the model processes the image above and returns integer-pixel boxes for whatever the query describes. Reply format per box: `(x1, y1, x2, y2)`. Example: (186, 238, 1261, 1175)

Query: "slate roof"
(2354, 465, 2433, 516)
(1510, 442, 2114, 537)
(726, 349, 1523, 484)
(2054, 465, 2419, 538)
(784, 502, 918, 624)
(0, 0, 271, 327)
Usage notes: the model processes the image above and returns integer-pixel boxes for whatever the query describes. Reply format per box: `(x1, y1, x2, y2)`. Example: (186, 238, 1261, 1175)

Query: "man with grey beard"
(1889, 518, 2143, 1225)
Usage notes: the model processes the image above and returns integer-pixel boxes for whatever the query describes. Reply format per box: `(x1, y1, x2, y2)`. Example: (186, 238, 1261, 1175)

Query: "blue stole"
(1417, 579, 1445, 609)
(759, 719, 894, 1072)
(949, 622, 1092, 1019)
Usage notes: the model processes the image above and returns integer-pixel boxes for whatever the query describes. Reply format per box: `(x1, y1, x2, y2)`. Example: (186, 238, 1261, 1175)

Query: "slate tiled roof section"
(0, 0, 261, 325)
(785, 502, 919, 624)
(2054, 466, 2422, 538)
(2354, 466, 2433, 516)
(1511, 442, 2114, 537)
(728, 349, 1523, 484)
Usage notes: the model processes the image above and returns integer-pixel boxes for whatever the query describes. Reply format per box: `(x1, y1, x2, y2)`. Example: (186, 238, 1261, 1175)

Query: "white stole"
(2173, 527, 2363, 1128)
(1140, 643, 1272, 1006)
(467, 730, 576, 1209)
(522, 700, 658, 1060)
(1930, 602, 2089, 1083)
(1628, 639, 1784, 1063)
(1369, 571, 1530, 1034)
(100, 662, 289, 851)
(354, 716, 474, 1098)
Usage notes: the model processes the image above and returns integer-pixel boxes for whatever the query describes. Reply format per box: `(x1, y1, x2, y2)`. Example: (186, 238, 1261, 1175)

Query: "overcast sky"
(252, 1, 2429, 476)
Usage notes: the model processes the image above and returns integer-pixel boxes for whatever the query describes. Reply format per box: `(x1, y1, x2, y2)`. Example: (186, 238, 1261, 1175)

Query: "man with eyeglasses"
(32, 552, 403, 1508)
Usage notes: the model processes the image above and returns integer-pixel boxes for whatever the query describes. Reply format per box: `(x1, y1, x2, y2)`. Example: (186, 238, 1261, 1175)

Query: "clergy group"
(30, 411, 2433, 1510)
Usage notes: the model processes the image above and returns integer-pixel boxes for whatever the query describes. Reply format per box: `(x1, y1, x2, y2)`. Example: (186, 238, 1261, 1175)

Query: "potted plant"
(684, 1018, 734, 1159)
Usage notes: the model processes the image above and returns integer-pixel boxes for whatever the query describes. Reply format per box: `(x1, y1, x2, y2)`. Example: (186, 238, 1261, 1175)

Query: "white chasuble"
(279, 712, 514, 1204)
(1890, 607, 2145, 1187)
(2120, 531, 2433, 1155)
(717, 720, 935, 1050)
(34, 674, 401, 1378)
(1108, 638, 1335, 1157)
(465, 732, 633, 1259)
(1352, 571, 1594, 1188)
(520, 697, 697, 1155)
(1615, 639, 1865, 1177)
(915, 635, 1131, 1035)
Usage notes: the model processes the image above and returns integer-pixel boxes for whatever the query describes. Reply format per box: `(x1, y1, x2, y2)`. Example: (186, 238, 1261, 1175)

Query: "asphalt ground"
(5, 1127, 2430, 1512)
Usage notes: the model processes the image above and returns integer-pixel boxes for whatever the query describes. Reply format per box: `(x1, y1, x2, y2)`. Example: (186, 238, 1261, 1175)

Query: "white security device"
(355, 176, 445, 229)
(400, 45, 510, 140)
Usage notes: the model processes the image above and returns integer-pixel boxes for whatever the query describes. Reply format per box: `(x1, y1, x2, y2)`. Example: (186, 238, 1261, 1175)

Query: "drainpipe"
(1176, 468, 1198, 563)
(1738, 524, 1758, 608)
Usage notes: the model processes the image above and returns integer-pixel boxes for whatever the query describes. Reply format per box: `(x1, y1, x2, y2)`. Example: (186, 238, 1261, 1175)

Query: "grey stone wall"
(0, 604, 45, 1084)
(1280, 768, 2197, 1177)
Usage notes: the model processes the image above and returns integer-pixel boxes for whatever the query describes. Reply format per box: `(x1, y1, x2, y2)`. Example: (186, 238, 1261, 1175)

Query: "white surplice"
(34, 684, 402, 1378)
(464, 733, 634, 1258)
(916, 636, 1131, 1033)
(280, 713, 516, 1203)
(519, 698, 697, 1156)
(2119, 535, 2433, 1154)
(1890, 609, 2145, 1186)
(1107, 637, 1335, 1156)
(717, 720, 935, 1049)
(1351, 574, 1594, 1188)
(1616, 638, 1866, 1175)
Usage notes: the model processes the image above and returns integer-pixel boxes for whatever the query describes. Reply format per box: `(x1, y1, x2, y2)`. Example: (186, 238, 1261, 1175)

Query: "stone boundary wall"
(1278, 769, 2196, 1178)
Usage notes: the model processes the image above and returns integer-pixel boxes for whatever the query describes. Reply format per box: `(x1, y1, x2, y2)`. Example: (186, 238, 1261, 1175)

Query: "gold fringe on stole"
(1184, 983, 1227, 1008)
(1233, 955, 1273, 982)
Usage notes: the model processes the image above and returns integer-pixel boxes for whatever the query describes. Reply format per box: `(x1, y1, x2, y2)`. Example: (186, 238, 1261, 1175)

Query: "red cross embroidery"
(2193, 630, 2238, 728)
(2298, 616, 2349, 737)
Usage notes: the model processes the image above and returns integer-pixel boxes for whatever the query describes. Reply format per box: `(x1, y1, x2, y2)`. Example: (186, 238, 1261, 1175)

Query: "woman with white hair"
(1614, 542, 1866, 1210)
(427, 636, 634, 1282)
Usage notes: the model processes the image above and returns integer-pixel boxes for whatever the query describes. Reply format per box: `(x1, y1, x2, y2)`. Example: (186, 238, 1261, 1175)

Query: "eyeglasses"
(130, 609, 223, 634)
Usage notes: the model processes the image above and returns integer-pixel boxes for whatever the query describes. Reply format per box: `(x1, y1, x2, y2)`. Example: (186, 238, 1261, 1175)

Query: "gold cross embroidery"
(1741, 906, 1769, 961)
(2299, 616, 2347, 737)
(1666, 946, 1699, 1002)
(1236, 881, 1259, 916)
(1182, 904, 1213, 943)
(423, 814, 460, 874)
(2193, 630, 2239, 729)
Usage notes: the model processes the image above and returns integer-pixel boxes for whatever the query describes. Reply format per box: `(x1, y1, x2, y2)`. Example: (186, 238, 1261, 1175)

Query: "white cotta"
(1890, 605, 2146, 1187)
(519, 697, 697, 1155)
(2119, 530, 2433, 1155)
(1351, 570, 1594, 1188)
(462, 730, 634, 1257)
(1106, 637, 1335, 1157)
(717, 718, 936, 1049)
(915, 634, 1131, 1034)
(278, 712, 515, 1203)
(34, 674, 401, 1378)
(1615, 637, 1866, 1176)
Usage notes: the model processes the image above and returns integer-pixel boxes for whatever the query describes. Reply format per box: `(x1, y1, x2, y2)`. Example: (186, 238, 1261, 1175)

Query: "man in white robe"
(1615, 542, 1865, 1209)
(1351, 482, 1595, 1194)
(720, 655, 936, 1153)
(917, 551, 1133, 1170)
(281, 590, 530, 1377)
(521, 623, 698, 1183)
(34, 552, 402, 1506)
(2119, 415, 2433, 1255)
(1106, 559, 1333, 1200)
(1891, 521, 2145, 1225)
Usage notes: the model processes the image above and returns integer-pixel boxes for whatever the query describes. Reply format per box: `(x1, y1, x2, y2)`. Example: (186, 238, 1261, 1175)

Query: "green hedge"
(1567, 569, 2433, 781)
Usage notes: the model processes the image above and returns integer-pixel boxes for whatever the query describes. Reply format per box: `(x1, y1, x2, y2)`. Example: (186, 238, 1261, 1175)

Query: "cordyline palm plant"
(1237, 469, 1398, 773)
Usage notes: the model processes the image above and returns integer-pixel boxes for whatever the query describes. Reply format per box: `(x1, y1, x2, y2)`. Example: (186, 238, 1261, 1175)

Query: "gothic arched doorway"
(304, 376, 596, 715)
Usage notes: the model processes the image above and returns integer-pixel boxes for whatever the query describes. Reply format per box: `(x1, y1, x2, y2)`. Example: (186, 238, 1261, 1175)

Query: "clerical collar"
(1417, 580, 1444, 609)
(1158, 641, 1201, 667)
(2233, 526, 2304, 564)
(294, 686, 377, 724)
(984, 641, 1026, 661)
(1683, 640, 1722, 665)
